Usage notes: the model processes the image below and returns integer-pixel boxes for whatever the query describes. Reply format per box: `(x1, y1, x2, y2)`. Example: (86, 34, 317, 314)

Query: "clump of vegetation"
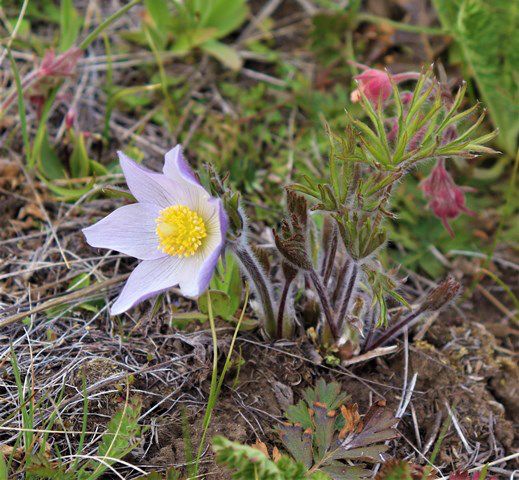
(214, 379, 398, 479)
(211, 68, 495, 360)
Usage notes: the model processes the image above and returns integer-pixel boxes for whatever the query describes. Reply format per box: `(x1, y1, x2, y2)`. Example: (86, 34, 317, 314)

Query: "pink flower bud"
(351, 69, 392, 104)
(349, 63, 420, 105)
(65, 108, 76, 130)
(420, 160, 475, 237)
(39, 48, 82, 79)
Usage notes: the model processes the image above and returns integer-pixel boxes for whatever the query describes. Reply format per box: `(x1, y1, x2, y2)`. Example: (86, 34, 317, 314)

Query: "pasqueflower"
(83, 146, 227, 314)
(420, 160, 475, 237)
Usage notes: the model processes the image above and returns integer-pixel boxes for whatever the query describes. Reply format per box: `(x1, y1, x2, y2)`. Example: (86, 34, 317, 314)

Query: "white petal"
(179, 199, 227, 297)
(83, 203, 164, 260)
(163, 146, 210, 206)
(118, 151, 188, 208)
(111, 256, 184, 315)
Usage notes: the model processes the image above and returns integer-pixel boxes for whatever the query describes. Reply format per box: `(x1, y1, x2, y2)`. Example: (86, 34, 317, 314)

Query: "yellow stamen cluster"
(156, 205, 207, 257)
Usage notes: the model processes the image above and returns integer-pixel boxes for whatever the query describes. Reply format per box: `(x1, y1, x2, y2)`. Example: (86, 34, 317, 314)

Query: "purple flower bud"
(65, 108, 76, 130)
(420, 160, 475, 237)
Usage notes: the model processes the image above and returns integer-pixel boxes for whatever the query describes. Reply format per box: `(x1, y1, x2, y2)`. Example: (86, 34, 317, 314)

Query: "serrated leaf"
(278, 423, 313, 469)
(433, 0, 519, 155)
(313, 403, 337, 461)
(329, 445, 388, 462)
(321, 462, 372, 479)
(285, 400, 314, 429)
(304, 379, 349, 410)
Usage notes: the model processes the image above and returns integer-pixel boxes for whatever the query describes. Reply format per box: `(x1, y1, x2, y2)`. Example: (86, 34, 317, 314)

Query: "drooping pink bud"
(349, 62, 420, 105)
(39, 48, 82, 79)
(351, 69, 393, 104)
(420, 160, 475, 237)
(65, 108, 76, 130)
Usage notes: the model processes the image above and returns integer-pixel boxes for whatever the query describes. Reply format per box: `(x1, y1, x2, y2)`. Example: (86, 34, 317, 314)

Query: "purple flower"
(420, 160, 475, 237)
(83, 146, 228, 315)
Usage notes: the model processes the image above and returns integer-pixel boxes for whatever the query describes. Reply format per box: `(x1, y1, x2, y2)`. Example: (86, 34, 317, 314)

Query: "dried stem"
(308, 268, 339, 341)
(232, 244, 277, 337)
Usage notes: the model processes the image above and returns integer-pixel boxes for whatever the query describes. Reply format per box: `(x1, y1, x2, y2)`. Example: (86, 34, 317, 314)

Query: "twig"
(0, 275, 128, 329)
(340, 345, 398, 366)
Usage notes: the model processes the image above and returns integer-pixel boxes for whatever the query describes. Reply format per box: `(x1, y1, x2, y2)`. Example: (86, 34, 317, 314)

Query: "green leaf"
(78, 398, 142, 480)
(170, 311, 208, 329)
(26, 464, 76, 479)
(375, 460, 414, 480)
(68, 273, 90, 291)
(213, 436, 311, 480)
(39, 131, 66, 180)
(195, 0, 248, 39)
(144, 0, 172, 34)
(40, 176, 95, 202)
(303, 378, 349, 410)
(433, 0, 519, 155)
(59, 0, 81, 51)
(89, 159, 109, 176)
(0, 452, 7, 480)
(201, 40, 243, 70)
(69, 132, 90, 178)
(198, 290, 235, 320)
(211, 252, 243, 316)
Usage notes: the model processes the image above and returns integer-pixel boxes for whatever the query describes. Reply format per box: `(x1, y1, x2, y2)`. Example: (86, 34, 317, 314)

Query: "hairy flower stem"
(276, 278, 293, 338)
(322, 225, 338, 287)
(308, 268, 339, 342)
(336, 262, 359, 330)
(332, 258, 350, 305)
(362, 306, 378, 353)
(367, 307, 425, 350)
(232, 244, 277, 337)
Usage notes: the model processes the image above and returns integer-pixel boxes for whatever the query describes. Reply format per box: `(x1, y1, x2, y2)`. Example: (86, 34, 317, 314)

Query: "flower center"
(156, 205, 207, 257)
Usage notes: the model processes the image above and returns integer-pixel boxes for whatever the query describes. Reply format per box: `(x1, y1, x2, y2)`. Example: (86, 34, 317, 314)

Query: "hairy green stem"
(332, 258, 350, 305)
(308, 268, 339, 342)
(276, 278, 293, 339)
(336, 261, 358, 330)
(368, 307, 425, 350)
(232, 244, 277, 337)
(322, 225, 338, 287)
